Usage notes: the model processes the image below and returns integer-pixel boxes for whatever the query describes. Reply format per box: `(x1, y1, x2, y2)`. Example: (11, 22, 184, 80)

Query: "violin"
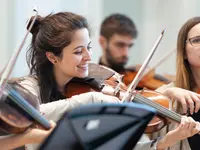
(65, 63, 181, 133)
(120, 65, 172, 90)
(0, 81, 50, 134)
(121, 48, 176, 90)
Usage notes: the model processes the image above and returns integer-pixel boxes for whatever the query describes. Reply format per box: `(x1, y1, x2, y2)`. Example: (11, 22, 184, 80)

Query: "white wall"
(102, 0, 200, 75)
(1, 0, 200, 78)
(142, 0, 200, 75)
(0, 0, 9, 71)
(0, 0, 102, 77)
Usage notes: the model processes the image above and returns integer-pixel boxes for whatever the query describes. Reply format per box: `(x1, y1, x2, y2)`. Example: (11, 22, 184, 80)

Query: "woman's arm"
(0, 121, 55, 150)
(40, 92, 120, 122)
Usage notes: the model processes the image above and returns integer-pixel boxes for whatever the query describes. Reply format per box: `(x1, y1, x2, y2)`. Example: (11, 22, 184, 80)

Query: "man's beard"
(105, 47, 127, 73)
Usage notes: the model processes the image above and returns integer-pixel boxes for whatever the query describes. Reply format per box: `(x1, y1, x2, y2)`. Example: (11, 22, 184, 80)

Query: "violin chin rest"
(88, 63, 115, 82)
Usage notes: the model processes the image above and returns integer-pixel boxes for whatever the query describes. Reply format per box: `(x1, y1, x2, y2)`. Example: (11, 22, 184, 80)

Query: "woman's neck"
(53, 68, 72, 94)
(191, 66, 200, 89)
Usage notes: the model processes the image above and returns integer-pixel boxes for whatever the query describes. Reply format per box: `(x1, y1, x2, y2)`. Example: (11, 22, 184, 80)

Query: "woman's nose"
(83, 48, 92, 61)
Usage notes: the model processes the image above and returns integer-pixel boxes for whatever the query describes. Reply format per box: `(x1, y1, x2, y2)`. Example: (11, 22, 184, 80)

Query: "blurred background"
(1, 0, 200, 78)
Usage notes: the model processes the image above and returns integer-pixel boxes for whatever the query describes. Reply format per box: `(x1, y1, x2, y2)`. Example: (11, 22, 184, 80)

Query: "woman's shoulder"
(11, 75, 38, 86)
(11, 75, 41, 102)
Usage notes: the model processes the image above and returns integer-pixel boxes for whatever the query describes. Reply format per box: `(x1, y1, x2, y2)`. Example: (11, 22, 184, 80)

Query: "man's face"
(105, 34, 134, 71)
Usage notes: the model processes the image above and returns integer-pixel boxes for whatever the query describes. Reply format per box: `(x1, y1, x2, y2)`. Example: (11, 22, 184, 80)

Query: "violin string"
(135, 94, 181, 122)
(134, 94, 181, 122)
(136, 94, 181, 122)
(137, 94, 181, 122)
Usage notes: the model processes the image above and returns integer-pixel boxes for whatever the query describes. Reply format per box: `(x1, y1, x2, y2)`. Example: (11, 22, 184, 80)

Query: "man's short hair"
(100, 13, 138, 40)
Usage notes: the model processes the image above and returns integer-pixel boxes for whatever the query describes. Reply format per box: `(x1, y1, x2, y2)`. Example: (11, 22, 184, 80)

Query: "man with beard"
(99, 13, 137, 73)
(98, 13, 171, 89)
(98, 13, 141, 87)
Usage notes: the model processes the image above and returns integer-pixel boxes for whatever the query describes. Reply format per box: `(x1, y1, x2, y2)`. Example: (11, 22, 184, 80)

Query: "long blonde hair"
(176, 17, 200, 91)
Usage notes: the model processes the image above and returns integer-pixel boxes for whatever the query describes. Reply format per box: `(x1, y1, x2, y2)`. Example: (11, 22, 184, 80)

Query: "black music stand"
(39, 103, 156, 150)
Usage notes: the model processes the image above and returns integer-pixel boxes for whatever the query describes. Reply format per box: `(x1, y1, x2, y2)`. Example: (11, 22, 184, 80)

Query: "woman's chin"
(77, 72, 88, 78)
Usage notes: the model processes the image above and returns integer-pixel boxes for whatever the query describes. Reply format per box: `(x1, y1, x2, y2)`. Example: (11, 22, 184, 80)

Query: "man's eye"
(116, 43, 125, 48)
(129, 44, 133, 48)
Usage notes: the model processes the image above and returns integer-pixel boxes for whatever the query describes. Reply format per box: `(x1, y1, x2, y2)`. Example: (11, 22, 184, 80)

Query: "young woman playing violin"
(14, 12, 119, 150)
(150, 17, 200, 150)
(8, 12, 200, 150)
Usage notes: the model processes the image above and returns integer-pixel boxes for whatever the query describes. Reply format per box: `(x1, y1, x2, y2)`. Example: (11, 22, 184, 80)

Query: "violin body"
(138, 89, 169, 133)
(0, 82, 38, 133)
(121, 65, 172, 90)
(0, 81, 50, 134)
(65, 78, 101, 98)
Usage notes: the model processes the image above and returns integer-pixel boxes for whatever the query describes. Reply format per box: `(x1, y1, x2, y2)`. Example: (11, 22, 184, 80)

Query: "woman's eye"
(74, 51, 82, 55)
(192, 38, 200, 43)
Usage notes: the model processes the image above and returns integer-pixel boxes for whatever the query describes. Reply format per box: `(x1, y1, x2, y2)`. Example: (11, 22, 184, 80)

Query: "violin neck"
(133, 94, 181, 123)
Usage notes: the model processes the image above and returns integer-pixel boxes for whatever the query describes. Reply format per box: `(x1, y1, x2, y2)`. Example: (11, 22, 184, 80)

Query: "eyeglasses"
(186, 36, 200, 47)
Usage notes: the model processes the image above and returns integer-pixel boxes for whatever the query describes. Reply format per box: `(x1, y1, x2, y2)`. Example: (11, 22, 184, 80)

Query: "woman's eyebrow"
(73, 45, 84, 50)
(73, 41, 92, 50)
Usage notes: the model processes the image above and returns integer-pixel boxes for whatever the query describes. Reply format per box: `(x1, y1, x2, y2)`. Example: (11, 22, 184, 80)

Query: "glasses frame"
(186, 36, 200, 47)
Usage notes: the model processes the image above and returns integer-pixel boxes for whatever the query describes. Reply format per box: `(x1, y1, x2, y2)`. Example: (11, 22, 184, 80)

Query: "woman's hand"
(157, 116, 200, 149)
(0, 121, 56, 150)
(168, 116, 200, 140)
(24, 120, 56, 143)
(163, 87, 200, 114)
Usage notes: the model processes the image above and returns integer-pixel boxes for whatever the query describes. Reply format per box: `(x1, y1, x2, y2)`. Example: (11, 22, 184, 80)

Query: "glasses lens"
(190, 37, 200, 47)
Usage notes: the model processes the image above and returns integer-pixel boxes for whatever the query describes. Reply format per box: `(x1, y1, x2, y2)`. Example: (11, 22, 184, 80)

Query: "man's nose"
(121, 46, 129, 57)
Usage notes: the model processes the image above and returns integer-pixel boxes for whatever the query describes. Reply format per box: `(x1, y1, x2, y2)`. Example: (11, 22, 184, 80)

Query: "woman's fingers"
(185, 96, 194, 115)
(179, 97, 187, 114)
(184, 93, 200, 114)
(165, 87, 200, 114)
(181, 116, 189, 130)
(188, 117, 195, 130)
(187, 117, 199, 136)
(178, 116, 199, 138)
(49, 120, 56, 128)
(190, 94, 200, 113)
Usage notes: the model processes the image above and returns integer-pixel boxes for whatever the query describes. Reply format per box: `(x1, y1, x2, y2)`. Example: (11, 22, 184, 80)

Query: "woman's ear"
(46, 52, 58, 64)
